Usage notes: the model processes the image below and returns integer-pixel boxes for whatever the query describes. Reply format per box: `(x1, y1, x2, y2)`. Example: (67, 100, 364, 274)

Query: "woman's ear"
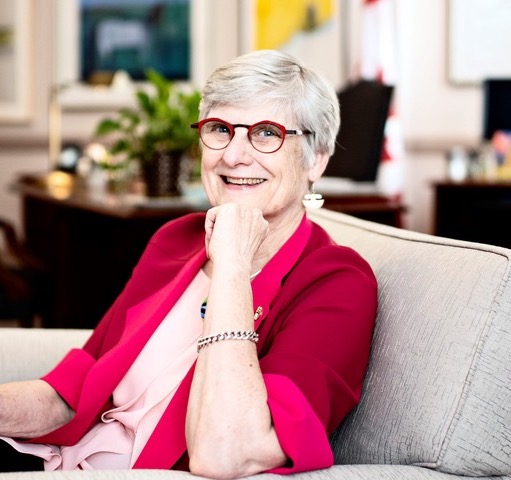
(308, 152, 330, 183)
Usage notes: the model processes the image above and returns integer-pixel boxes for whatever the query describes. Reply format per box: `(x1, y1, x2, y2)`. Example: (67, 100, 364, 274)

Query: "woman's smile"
(222, 176, 266, 186)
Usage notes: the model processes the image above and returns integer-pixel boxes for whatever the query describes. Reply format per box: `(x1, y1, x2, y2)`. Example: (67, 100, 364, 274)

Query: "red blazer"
(33, 213, 377, 474)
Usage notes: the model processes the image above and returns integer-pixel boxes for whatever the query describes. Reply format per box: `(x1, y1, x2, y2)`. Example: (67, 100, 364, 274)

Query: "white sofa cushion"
(0, 328, 91, 383)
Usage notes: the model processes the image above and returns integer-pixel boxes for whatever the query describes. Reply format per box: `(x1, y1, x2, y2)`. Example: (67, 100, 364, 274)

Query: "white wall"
(0, 1, 54, 233)
(0, 0, 486, 236)
(397, 0, 481, 144)
(396, 0, 482, 233)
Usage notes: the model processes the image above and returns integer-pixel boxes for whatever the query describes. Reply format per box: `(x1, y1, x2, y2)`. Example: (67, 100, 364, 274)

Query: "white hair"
(199, 50, 340, 166)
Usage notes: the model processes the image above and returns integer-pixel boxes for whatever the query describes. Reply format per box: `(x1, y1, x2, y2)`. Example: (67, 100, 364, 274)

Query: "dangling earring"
(302, 182, 324, 209)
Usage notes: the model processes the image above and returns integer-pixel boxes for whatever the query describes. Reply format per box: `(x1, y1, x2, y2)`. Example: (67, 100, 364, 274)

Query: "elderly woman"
(0, 50, 377, 477)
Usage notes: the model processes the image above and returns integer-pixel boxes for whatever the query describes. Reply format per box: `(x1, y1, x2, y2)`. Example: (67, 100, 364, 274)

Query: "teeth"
(225, 177, 264, 185)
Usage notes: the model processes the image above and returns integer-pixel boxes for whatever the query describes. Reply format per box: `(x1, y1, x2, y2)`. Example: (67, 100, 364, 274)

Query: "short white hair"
(199, 50, 340, 166)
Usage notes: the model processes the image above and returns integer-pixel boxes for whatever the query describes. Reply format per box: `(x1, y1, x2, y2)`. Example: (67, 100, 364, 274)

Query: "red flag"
(352, 0, 404, 198)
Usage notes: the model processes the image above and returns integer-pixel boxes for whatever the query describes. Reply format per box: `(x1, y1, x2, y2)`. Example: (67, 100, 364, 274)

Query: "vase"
(143, 150, 183, 197)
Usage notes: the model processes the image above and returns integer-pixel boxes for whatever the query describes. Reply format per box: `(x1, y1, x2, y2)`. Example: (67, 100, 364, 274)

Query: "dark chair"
(0, 218, 48, 327)
(324, 80, 394, 182)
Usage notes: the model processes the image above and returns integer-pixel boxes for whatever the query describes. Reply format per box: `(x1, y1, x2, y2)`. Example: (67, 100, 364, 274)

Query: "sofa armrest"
(0, 328, 91, 383)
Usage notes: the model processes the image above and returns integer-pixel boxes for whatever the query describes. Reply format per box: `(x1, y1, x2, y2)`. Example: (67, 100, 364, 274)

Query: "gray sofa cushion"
(309, 209, 511, 476)
(1, 464, 509, 480)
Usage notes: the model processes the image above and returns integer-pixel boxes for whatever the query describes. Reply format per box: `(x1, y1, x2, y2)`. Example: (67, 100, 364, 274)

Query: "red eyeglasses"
(190, 118, 313, 153)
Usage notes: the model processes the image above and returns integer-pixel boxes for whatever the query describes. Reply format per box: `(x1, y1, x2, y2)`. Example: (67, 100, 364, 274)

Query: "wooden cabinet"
(17, 173, 210, 329)
(433, 180, 511, 248)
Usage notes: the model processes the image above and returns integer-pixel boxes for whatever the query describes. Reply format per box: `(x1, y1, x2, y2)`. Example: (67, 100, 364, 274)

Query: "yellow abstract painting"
(255, 0, 334, 50)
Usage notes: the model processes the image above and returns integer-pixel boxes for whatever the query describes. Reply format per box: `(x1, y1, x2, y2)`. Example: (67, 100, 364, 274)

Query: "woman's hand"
(186, 203, 286, 478)
(204, 203, 269, 273)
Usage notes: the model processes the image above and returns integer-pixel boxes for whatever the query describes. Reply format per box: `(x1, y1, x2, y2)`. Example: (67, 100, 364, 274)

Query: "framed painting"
(79, 0, 191, 84)
(0, 0, 32, 123)
(239, 0, 342, 90)
(448, 0, 511, 85)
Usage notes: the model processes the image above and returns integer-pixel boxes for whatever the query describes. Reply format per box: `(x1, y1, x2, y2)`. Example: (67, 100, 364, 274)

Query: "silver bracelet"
(197, 330, 259, 353)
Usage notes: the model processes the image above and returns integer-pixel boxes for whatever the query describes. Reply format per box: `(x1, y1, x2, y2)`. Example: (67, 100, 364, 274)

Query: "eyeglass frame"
(190, 117, 314, 154)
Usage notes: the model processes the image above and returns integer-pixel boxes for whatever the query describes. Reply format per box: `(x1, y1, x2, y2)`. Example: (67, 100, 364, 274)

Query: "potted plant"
(94, 69, 201, 197)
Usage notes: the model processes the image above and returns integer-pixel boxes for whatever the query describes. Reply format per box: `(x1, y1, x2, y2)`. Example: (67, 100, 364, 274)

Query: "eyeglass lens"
(200, 120, 285, 153)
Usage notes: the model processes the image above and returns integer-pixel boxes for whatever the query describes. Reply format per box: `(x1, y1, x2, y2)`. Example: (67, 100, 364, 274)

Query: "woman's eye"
(209, 123, 229, 134)
(253, 125, 281, 138)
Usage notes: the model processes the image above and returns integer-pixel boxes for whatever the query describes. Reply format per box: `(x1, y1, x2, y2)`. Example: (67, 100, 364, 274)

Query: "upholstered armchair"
(0, 217, 48, 328)
(0, 208, 509, 479)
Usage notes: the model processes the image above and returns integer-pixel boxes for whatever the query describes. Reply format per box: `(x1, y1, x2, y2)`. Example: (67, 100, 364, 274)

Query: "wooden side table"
(322, 193, 404, 228)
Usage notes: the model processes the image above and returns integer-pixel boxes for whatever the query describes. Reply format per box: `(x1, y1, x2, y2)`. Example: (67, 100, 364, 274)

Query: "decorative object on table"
(79, 142, 134, 196)
(490, 129, 511, 179)
(447, 146, 469, 182)
(94, 69, 201, 197)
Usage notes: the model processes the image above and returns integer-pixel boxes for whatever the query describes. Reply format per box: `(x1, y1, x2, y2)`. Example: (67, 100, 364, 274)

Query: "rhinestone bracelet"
(197, 330, 259, 353)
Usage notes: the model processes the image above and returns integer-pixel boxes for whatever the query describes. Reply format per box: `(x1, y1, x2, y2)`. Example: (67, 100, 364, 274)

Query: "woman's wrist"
(197, 330, 259, 353)
(210, 260, 253, 281)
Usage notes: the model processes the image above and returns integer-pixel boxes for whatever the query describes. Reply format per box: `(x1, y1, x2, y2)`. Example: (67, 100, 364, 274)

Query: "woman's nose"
(222, 130, 254, 166)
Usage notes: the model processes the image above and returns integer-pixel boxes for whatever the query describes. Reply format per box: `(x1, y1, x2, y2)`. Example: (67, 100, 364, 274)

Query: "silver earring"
(302, 182, 324, 209)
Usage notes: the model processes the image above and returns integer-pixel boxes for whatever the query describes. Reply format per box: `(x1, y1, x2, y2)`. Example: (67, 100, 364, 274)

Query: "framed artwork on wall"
(0, 0, 32, 123)
(79, 0, 190, 84)
(253, 0, 334, 50)
(239, 0, 343, 91)
(53, 0, 197, 110)
(448, 0, 511, 85)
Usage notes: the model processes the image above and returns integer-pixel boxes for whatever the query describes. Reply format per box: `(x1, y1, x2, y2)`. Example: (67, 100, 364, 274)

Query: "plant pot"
(143, 150, 183, 197)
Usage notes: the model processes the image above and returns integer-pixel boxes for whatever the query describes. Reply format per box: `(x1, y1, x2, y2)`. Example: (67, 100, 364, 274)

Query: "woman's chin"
(216, 189, 265, 207)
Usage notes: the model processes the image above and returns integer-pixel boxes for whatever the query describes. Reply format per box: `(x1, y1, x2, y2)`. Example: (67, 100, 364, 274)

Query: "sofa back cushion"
(308, 209, 511, 476)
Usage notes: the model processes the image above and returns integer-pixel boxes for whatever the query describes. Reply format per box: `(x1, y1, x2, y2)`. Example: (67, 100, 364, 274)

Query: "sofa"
(0, 208, 510, 479)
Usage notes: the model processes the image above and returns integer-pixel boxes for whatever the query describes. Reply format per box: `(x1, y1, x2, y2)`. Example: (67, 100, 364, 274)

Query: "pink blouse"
(0, 270, 209, 470)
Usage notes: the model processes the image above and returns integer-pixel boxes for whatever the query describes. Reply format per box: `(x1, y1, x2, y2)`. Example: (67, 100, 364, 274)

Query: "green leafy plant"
(94, 69, 201, 165)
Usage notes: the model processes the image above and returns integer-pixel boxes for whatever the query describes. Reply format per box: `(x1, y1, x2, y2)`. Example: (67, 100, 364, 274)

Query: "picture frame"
(80, 0, 190, 84)
(448, 0, 511, 85)
(53, 0, 198, 111)
(239, 0, 343, 91)
(0, 0, 32, 123)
